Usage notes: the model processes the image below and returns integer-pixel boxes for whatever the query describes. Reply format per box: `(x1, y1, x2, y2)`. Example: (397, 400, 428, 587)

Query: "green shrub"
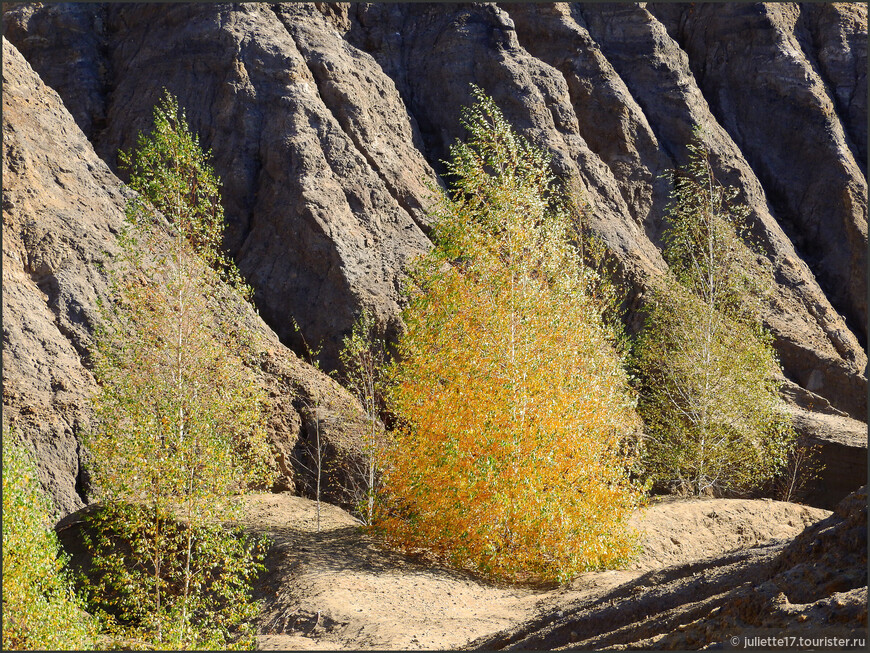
(79, 503, 268, 650)
(635, 136, 795, 495)
(2, 438, 99, 650)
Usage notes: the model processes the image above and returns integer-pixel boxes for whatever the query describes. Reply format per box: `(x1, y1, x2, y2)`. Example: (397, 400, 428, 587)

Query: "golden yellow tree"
(373, 88, 643, 582)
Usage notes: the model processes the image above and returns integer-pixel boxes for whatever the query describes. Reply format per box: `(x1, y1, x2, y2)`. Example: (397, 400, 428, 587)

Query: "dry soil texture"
(241, 493, 830, 650)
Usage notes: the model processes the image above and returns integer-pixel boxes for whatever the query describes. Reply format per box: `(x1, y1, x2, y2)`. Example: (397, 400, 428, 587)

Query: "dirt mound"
(243, 494, 541, 651)
(471, 487, 866, 650)
(631, 497, 829, 571)
(238, 493, 831, 650)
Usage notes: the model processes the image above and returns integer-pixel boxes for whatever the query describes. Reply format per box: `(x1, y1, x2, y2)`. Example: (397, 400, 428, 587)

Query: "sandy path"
(239, 493, 829, 650)
(243, 494, 546, 650)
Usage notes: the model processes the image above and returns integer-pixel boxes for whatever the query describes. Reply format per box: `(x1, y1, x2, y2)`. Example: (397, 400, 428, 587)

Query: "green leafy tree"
(2, 437, 99, 650)
(373, 88, 643, 582)
(84, 95, 275, 649)
(339, 308, 389, 525)
(635, 136, 795, 496)
(119, 90, 252, 301)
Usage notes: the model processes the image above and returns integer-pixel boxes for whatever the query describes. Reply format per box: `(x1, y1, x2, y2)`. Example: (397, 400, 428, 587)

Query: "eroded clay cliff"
(2, 36, 370, 517)
(3, 3, 867, 513)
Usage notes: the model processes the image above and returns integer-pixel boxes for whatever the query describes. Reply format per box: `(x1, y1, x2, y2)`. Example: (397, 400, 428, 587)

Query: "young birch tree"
(635, 136, 795, 496)
(118, 90, 252, 301)
(85, 92, 273, 649)
(339, 309, 388, 525)
(374, 88, 643, 582)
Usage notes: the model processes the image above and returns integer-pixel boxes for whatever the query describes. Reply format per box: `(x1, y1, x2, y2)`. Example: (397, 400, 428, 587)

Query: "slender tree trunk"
(367, 416, 375, 524)
(315, 403, 321, 533)
(154, 502, 162, 643)
(181, 521, 192, 646)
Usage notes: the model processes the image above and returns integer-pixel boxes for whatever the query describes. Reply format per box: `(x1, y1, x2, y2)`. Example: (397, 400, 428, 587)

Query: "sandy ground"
(238, 493, 829, 650)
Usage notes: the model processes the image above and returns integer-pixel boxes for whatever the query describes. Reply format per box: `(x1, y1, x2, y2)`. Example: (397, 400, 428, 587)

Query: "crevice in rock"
(74, 436, 91, 507)
(797, 8, 866, 176)
(270, 5, 433, 238)
(505, 4, 664, 242)
(219, 42, 267, 260)
(23, 265, 93, 364)
(345, 4, 451, 185)
(91, 3, 113, 149)
(236, 129, 267, 260)
(791, 7, 864, 176)
(53, 318, 91, 364)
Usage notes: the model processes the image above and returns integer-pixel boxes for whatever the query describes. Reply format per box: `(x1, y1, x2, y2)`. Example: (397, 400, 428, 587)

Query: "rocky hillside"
(2, 2, 867, 516)
(2, 36, 370, 518)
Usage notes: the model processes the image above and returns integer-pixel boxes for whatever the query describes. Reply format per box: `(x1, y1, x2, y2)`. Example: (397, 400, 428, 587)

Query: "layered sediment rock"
(3, 3, 867, 510)
(3, 36, 125, 516)
(2, 36, 368, 517)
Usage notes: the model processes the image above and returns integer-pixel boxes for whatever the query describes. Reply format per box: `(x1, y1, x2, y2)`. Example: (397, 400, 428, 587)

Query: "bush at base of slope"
(373, 88, 644, 583)
(2, 437, 99, 650)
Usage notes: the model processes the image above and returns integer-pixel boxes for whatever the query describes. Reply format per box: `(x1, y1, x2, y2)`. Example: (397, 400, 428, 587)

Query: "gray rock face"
(649, 1, 868, 347)
(3, 36, 126, 517)
(2, 36, 368, 518)
(3, 3, 867, 506)
(781, 380, 867, 509)
(5, 3, 436, 370)
(2, 3, 109, 140)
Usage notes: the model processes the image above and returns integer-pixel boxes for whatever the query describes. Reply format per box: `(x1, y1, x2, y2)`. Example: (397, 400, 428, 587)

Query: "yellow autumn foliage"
(373, 88, 643, 582)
